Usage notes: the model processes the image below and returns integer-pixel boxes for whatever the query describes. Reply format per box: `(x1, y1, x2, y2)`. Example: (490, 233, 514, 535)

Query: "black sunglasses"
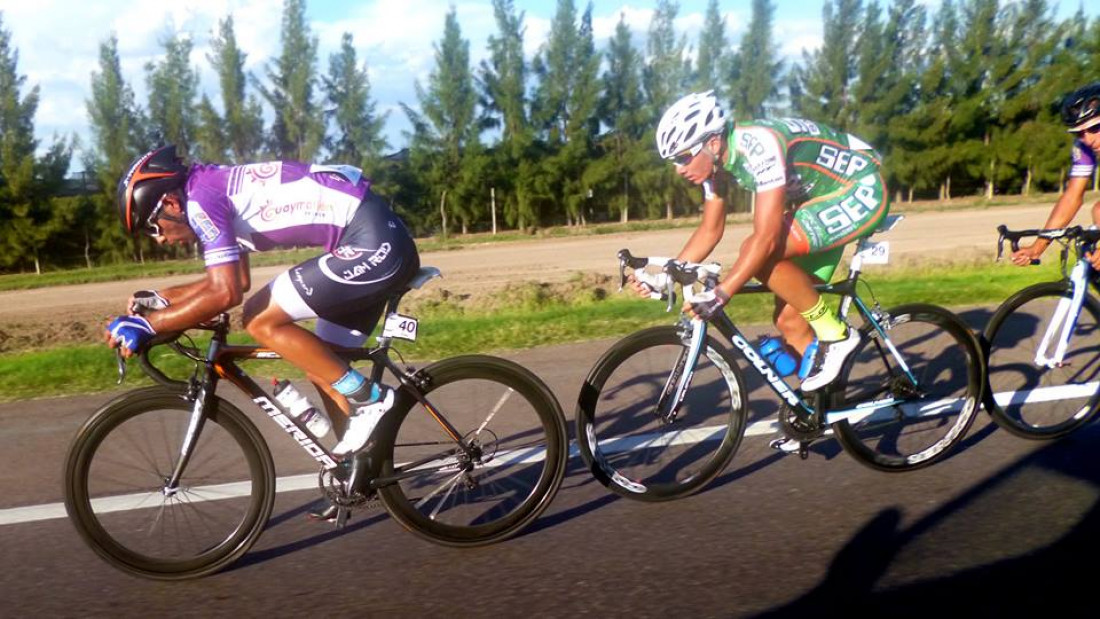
(143, 196, 170, 238)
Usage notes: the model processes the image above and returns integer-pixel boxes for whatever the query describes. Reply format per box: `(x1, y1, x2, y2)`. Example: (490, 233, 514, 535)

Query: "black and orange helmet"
(116, 145, 188, 236)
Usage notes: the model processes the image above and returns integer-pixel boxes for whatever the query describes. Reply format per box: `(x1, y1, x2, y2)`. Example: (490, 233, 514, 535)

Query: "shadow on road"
(754, 425, 1100, 616)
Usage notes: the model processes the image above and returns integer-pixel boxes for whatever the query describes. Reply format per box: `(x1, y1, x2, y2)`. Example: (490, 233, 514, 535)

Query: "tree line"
(1, 0, 1099, 274)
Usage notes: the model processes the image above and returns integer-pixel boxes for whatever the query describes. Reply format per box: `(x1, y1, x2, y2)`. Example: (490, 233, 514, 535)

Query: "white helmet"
(656, 91, 728, 160)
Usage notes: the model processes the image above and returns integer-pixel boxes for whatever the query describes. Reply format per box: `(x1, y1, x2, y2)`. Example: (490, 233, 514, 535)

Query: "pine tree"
(693, 0, 729, 100)
(324, 32, 388, 170)
(532, 0, 601, 226)
(641, 0, 690, 219)
(145, 33, 198, 157)
(480, 0, 538, 229)
(406, 7, 481, 236)
(208, 16, 263, 162)
(596, 14, 648, 223)
(86, 34, 144, 262)
(257, 0, 324, 161)
(731, 0, 781, 120)
(792, 0, 864, 128)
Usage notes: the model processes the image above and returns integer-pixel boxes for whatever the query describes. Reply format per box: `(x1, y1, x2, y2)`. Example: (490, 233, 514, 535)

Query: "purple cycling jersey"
(1070, 138, 1097, 179)
(185, 161, 371, 267)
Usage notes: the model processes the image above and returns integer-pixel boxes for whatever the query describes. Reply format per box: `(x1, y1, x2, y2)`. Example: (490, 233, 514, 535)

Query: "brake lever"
(115, 349, 128, 385)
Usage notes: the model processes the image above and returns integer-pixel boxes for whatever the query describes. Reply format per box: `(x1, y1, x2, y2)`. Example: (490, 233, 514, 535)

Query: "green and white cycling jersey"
(724, 117, 890, 280)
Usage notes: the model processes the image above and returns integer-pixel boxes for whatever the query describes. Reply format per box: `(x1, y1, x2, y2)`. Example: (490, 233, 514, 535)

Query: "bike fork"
(657, 319, 707, 422)
(1036, 261, 1088, 368)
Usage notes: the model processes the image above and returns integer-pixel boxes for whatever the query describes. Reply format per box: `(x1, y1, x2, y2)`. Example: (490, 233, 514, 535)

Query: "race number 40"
(382, 313, 419, 341)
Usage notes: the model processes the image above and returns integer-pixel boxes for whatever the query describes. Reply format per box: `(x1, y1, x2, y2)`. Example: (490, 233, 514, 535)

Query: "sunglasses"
(672, 143, 704, 167)
(1078, 123, 1100, 135)
(143, 196, 168, 238)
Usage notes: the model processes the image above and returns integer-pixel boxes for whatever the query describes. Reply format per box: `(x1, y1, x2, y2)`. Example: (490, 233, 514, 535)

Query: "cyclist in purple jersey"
(106, 146, 420, 494)
(1012, 82, 1100, 269)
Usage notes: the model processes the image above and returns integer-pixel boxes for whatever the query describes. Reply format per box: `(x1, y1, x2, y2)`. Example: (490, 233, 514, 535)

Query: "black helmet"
(116, 145, 188, 235)
(1060, 83, 1100, 131)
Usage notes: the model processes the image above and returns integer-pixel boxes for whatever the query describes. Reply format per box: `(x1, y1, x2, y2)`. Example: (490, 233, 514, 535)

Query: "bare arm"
(715, 186, 786, 297)
(144, 257, 250, 333)
(1012, 176, 1090, 265)
(143, 254, 251, 308)
(676, 195, 727, 262)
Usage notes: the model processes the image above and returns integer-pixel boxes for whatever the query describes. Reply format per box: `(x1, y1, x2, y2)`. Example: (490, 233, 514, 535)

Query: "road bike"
(983, 225, 1100, 439)
(576, 215, 985, 501)
(63, 266, 569, 580)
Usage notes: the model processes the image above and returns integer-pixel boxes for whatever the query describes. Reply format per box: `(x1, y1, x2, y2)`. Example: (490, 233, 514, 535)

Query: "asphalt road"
(2, 312, 1099, 617)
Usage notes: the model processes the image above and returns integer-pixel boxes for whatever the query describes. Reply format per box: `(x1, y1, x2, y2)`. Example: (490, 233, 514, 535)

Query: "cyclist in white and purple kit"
(106, 146, 420, 494)
(1011, 82, 1100, 268)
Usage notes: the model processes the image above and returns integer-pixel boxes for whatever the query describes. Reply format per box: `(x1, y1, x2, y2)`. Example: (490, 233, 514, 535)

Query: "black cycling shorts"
(270, 192, 420, 337)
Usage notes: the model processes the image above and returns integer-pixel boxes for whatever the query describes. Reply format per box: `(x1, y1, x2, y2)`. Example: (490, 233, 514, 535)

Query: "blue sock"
(332, 369, 380, 403)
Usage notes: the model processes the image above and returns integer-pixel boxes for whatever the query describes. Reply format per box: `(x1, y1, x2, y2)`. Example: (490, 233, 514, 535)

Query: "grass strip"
(0, 258, 1064, 403)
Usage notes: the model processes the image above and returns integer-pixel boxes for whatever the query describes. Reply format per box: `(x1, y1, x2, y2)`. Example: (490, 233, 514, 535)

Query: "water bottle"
(798, 339, 820, 380)
(273, 379, 331, 438)
(759, 336, 798, 377)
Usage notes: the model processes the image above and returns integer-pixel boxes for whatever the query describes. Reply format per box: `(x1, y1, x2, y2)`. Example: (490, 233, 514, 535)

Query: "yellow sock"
(799, 297, 847, 342)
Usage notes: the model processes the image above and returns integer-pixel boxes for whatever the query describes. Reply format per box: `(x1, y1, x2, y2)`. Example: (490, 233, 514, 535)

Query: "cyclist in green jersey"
(641, 91, 890, 396)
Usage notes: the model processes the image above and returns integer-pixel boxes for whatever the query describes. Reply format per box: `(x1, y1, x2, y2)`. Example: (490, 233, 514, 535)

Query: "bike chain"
(778, 404, 825, 442)
(318, 467, 381, 510)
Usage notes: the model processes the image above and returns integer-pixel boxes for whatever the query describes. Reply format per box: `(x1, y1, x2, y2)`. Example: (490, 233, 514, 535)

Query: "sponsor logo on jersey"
(780, 118, 821, 135)
(190, 209, 221, 243)
(260, 200, 328, 223)
(332, 245, 362, 260)
(815, 183, 881, 235)
(739, 128, 785, 188)
(246, 162, 280, 181)
(815, 144, 871, 177)
(293, 267, 314, 297)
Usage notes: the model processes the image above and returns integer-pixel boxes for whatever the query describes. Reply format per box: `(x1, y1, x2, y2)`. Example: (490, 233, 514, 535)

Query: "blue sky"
(0, 0, 1088, 160)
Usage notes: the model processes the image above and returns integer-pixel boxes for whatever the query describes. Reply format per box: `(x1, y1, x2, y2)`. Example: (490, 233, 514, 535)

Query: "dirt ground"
(0, 202, 1081, 354)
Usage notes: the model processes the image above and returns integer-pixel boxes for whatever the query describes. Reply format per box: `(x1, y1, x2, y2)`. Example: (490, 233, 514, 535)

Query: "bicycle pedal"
(334, 506, 351, 529)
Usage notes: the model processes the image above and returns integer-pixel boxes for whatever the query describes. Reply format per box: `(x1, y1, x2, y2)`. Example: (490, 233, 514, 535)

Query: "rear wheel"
(831, 304, 983, 471)
(64, 387, 275, 580)
(983, 282, 1100, 439)
(575, 326, 748, 501)
(376, 355, 567, 547)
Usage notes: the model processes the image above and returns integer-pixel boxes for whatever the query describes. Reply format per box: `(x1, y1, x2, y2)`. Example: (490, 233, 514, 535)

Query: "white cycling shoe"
(333, 387, 396, 455)
(800, 328, 861, 392)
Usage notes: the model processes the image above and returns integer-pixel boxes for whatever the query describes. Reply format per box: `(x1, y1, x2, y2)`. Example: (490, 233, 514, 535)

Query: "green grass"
(0, 257, 1066, 403)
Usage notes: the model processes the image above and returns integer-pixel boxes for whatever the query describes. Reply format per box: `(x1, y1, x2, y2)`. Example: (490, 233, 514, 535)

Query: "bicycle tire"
(63, 386, 276, 580)
(575, 326, 747, 501)
(376, 355, 568, 547)
(983, 281, 1100, 439)
(831, 303, 983, 472)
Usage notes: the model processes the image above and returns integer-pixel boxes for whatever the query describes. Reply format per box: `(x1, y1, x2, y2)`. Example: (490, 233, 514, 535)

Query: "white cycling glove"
(129, 290, 170, 315)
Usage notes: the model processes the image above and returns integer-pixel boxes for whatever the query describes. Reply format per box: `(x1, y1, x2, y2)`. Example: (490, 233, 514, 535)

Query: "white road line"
(5, 382, 1093, 528)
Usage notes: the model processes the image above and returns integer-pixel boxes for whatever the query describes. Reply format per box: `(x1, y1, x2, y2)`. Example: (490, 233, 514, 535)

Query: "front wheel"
(63, 387, 276, 580)
(575, 326, 748, 501)
(983, 281, 1100, 439)
(375, 355, 568, 547)
(830, 304, 983, 472)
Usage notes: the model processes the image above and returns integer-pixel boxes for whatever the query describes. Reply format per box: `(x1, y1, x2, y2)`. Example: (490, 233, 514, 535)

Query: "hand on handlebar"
(1009, 243, 1042, 267)
(683, 287, 731, 322)
(105, 315, 157, 358)
(626, 271, 670, 300)
(1085, 249, 1100, 271)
